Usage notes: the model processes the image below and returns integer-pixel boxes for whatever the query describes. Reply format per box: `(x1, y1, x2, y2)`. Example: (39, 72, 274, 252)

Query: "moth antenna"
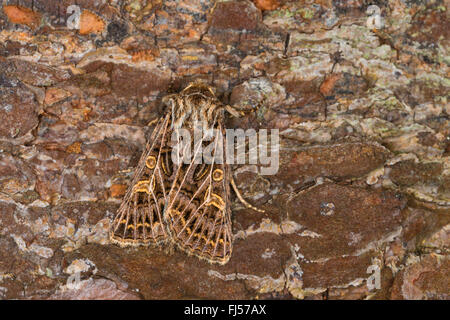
(231, 177, 265, 213)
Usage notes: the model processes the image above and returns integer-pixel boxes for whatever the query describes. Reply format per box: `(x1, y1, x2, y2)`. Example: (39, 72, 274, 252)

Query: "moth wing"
(110, 114, 175, 246)
(165, 121, 233, 264)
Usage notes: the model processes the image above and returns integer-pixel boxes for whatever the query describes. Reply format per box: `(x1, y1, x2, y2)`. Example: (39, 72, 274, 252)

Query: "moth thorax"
(172, 98, 222, 129)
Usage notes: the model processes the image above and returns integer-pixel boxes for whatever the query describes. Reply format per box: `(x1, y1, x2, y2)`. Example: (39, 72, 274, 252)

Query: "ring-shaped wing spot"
(212, 168, 224, 182)
(145, 156, 157, 169)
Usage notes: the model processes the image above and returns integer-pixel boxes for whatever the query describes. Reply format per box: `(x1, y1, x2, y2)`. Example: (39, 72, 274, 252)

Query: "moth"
(110, 82, 262, 265)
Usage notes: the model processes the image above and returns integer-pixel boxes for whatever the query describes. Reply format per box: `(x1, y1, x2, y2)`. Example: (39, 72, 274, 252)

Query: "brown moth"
(110, 82, 261, 265)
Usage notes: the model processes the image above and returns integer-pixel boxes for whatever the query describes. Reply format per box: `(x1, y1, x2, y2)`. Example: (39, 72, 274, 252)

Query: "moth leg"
(224, 105, 244, 118)
(146, 118, 159, 126)
(231, 177, 264, 213)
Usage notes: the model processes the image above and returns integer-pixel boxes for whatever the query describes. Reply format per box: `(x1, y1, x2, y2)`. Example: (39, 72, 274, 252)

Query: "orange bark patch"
(44, 88, 72, 106)
(188, 29, 200, 39)
(110, 184, 127, 198)
(82, 108, 93, 121)
(252, 0, 280, 11)
(79, 10, 105, 35)
(66, 142, 82, 154)
(131, 50, 157, 62)
(3, 5, 41, 29)
(320, 73, 342, 96)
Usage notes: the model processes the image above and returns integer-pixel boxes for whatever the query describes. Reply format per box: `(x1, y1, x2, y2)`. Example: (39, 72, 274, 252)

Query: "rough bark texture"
(0, 0, 448, 300)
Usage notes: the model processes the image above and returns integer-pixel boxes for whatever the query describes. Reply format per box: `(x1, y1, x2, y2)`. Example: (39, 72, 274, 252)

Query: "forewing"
(110, 114, 175, 246)
(165, 121, 232, 264)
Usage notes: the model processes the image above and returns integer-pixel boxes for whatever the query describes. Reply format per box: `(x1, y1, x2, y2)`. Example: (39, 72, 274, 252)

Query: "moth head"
(162, 81, 216, 106)
(163, 81, 224, 129)
(182, 80, 216, 97)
